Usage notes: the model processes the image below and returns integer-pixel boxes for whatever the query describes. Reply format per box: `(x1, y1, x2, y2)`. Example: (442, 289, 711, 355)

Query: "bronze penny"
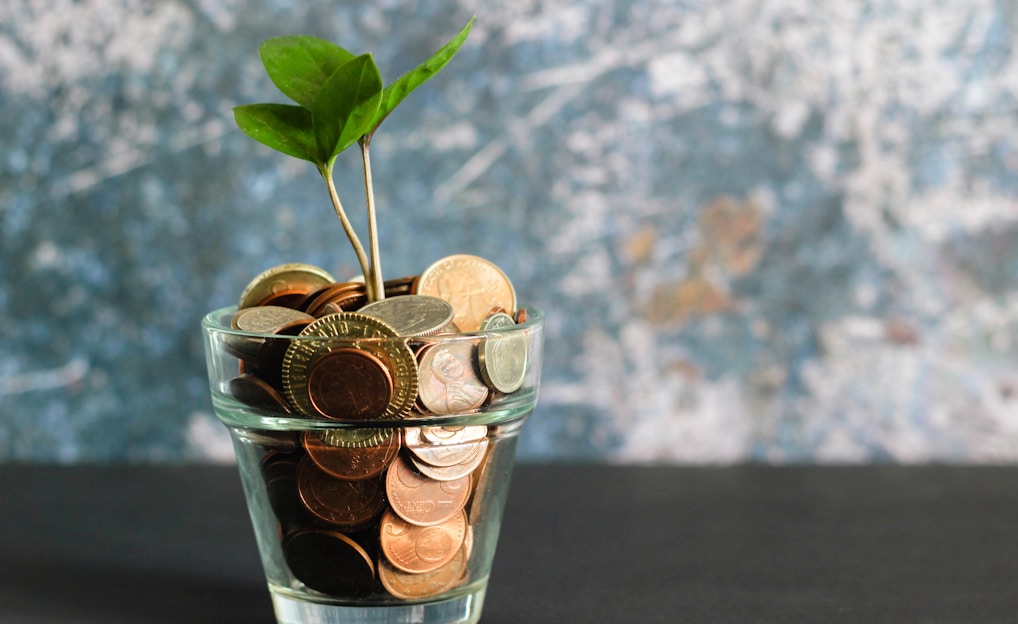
(238, 263, 336, 309)
(416, 341, 488, 415)
(296, 456, 387, 529)
(296, 282, 335, 312)
(414, 254, 516, 332)
(252, 321, 313, 390)
(302, 282, 368, 317)
(260, 452, 306, 532)
(383, 275, 417, 298)
(229, 373, 293, 414)
(233, 426, 299, 453)
(283, 528, 375, 598)
(385, 455, 471, 526)
(378, 539, 468, 599)
(282, 313, 418, 421)
(379, 508, 466, 574)
(303, 429, 400, 480)
(306, 348, 394, 420)
(466, 444, 497, 521)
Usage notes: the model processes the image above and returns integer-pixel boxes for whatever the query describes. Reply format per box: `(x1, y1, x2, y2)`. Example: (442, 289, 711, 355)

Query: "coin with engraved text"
(385, 455, 471, 526)
(379, 508, 467, 574)
(414, 255, 516, 332)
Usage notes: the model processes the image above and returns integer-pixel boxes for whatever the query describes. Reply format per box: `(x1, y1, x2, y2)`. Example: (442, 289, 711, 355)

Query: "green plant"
(234, 17, 475, 302)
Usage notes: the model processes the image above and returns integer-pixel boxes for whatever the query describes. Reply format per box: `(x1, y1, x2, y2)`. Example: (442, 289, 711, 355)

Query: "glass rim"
(202, 304, 544, 341)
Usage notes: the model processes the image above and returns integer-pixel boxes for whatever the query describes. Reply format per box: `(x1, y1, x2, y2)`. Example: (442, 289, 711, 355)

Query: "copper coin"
(385, 455, 471, 526)
(302, 282, 368, 316)
(238, 263, 336, 309)
(252, 321, 314, 390)
(379, 508, 467, 574)
(306, 348, 394, 420)
(296, 282, 335, 312)
(303, 429, 400, 480)
(404, 426, 488, 468)
(416, 342, 488, 415)
(296, 456, 387, 529)
(229, 373, 293, 414)
(515, 308, 528, 324)
(282, 313, 418, 421)
(233, 426, 299, 453)
(378, 539, 468, 599)
(414, 255, 516, 332)
(283, 528, 375, 597)
(260, 452, 306, 531)
(466, 444, 496, 521)
(383, 276, 417, 298)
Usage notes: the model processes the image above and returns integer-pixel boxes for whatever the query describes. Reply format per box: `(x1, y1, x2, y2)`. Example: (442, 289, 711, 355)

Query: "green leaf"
(312, 54, 383, 162)
(259, 36, 355, 109)
(366, 16, 475, 136)
(233, 103, 318, 163)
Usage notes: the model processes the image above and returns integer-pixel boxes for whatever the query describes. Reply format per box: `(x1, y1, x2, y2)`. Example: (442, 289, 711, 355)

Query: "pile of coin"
(223, 254, 531, 599)
(258, 423, 493, 599)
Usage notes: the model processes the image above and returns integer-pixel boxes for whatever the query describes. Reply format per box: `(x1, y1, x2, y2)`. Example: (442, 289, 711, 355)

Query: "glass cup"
(201, 305, 543, 624)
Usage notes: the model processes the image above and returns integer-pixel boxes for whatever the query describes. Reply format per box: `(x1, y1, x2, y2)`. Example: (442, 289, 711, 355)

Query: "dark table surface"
(1, 463, 1016, 623)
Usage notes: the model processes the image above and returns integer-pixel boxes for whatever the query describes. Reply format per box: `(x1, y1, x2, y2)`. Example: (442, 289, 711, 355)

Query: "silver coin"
(409, 443, 487, 481)
(477, 312, 528, 393)
(359, 295, 455, 337)
(421, 425, 487, 446)
(404, 426, 488, 468)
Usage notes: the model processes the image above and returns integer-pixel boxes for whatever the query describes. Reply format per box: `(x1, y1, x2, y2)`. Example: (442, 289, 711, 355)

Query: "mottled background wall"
(3, 0, 1018, 463)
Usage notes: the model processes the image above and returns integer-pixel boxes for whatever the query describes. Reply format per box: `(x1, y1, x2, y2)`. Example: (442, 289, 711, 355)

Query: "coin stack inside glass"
(223, 254, 531, 600)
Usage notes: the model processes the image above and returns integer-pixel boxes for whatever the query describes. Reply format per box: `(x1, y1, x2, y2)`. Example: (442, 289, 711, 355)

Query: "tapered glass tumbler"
(202, 305, 543, 624)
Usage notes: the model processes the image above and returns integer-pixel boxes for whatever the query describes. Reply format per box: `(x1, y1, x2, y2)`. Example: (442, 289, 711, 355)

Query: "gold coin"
(414, 255, 516, 332)
(238, 263, 336, 309)
(315, 427, 392, 448)
(415, 341, 488, 415)
(282, 313, 418, 420)
(379, 508, 467, 574)
(477, 311, 528, 393)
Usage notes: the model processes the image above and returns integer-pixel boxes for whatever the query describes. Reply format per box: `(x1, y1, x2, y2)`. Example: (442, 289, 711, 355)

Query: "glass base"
(270, 585, 487, 624)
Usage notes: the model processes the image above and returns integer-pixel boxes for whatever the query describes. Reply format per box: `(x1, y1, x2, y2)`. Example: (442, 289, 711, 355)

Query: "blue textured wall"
(3, 1, 1018, 463)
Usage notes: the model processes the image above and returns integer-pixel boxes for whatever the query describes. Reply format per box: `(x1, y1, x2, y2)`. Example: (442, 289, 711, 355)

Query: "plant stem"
(318, 162, 374, 300)
(360, 137, 384, 302)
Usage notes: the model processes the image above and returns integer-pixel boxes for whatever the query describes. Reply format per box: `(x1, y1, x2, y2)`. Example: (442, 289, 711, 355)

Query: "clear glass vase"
(201, 305, 543, 624)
